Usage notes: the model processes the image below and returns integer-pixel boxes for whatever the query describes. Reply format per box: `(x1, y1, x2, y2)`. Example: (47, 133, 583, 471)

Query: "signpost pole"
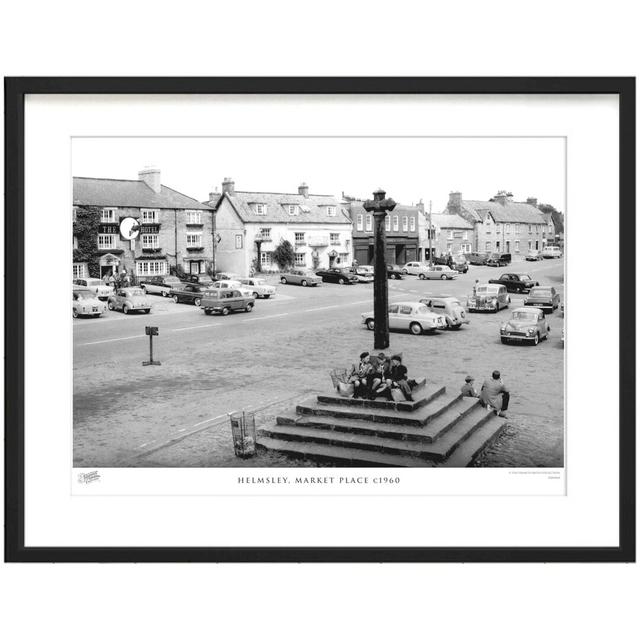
(142, 326, 161, 366)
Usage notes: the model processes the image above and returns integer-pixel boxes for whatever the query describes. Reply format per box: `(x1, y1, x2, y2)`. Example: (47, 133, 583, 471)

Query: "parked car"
(451, 256, 469, 273)
(466, 252, 489, 265)
(467, 284, 510, 313)
(524, 286, 561, 313)
(401, 261, 430, 276)
(139, 275, 184, 297)
(183, 274, 215, 286)
(385, 264, 405, 280)
(423, 265, 458, 280)
(209, 279, 253, 298)
(279, 269, 322, 287)
(361, 301, 447, 335)
(73, 288, 107, 318)
(418, 295, 470, 329)
(239, 277, 276, 298)
(348, 266, 375, 283)
(484, 253, 512, 267)
(201, 289, 254, 315)
(542, 246, 562, 259)
(73, 277, 113, 301)
(488, 273, 539, 293)
(525, 249, 543, 261)
(107, 287, 152, 314)
(214, 272, 242, 281)
(315, 267, 359, 285)
(171, 283, 209, 306)
(500, 307, 550, 345)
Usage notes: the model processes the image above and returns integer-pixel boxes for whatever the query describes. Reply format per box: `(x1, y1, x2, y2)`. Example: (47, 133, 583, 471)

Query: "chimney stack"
(209, 189, 221, 203)
(138, 166, 161, 194)
(493, 190, 509, 206)
(222, 177, 235, 195)
(298, 182, 309, 198)
(526, 197, 538, 207)
(448, 191, 462, 213)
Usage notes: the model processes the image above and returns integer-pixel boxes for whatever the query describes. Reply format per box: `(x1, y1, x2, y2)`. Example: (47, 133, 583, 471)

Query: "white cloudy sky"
(72, 136, 565, 213)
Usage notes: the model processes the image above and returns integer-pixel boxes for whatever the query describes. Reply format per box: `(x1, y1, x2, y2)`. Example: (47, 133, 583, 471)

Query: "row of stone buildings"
(72, 168, 556, 279)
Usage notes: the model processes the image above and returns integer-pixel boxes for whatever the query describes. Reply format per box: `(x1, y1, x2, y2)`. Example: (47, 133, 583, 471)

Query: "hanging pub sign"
(119, 217, 141, 240)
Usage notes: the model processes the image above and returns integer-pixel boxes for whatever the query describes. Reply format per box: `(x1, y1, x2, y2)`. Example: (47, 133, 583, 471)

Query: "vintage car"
(171, 283, 209, 306)
(72, 287, 107, 318)
(423, 265, 458, 280)
(201, 289, 254, 315)
(467, 284, 510, 313)
(524, 286, 561, 313)
(418, 295, 470, 329)
(525, 249, 543, 261)
(239, 277, 276, 298)
(401, 261, 430, 276)
(488, 273, 539, 293)
(73, 277, 113, 301)
(465, 252, 489, 265)
(484, 253, 512, 267)
(279, 269, 322, 287)
(433, 255, 469, 273)
(348, 266, 375, 283)
(361, 301, 447, 335)
(107, 287, 152, 314)
(500, 307, 550, 345)
(315, 267, 359, 285)
(542, 246, 563, 259)
(139, 275, 184, 297)
(214, 272, 242, 281)
(385, 264, 405, 280)
(183, 273, 215, 286)
(210, 279, 253, 297)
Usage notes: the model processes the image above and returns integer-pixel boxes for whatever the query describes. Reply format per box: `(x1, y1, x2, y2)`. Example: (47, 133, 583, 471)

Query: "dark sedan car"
(183, 274, 215, 286)
(523, 286, 561, 313)
(172, 283, 209, 306)
(385, 264, 405, 280)
(466, 252, 489, 266)
(488, 273, 539, 293)
(484, 253, 512, 267)
(315, 268, 359, 285)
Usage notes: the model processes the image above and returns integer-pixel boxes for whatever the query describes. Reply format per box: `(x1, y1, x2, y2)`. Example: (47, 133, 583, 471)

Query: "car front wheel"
(409, 322, 422, 335)
(173, 295, 179, 303)
(280, 277, 287, 284)
(532, 333, 539, 346)
(123, 306, 129, 314)
(72, 309, 78, 318)
(108, 301, 115, 310)
(441, 274, 447, 280)
(338, 278, 345, 285)
(301, 280, 308, 287)
(162, 290, 168, 297)
(245, 303, 253, 312)
(194, 298, 201, 307)
(419, 273, 426, 280)
(366, 318, 375, 331)
(221, 307, 230, 316)
(252, 292, 258, 299)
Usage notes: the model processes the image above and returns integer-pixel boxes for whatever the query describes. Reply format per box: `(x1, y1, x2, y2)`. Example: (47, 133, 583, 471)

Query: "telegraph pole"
(363, 188, 396, 350)
(428, 200, 433, 266)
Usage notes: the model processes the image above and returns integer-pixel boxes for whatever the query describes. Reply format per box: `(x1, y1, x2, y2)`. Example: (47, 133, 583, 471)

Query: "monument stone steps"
(259, 403, 492, 461)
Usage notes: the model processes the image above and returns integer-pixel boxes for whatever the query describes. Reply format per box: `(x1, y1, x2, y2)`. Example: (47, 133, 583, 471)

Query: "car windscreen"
(75, 290, 95, 299)
(164, 277, 180, 284)
(518, 275, 533, 280)
(130, 289, 145, 296)
(530, 288, 551, 296)
(512, 312, 538, 320)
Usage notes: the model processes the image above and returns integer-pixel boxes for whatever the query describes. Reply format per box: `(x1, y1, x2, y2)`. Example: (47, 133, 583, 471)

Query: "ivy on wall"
(73, 206, 101, 277)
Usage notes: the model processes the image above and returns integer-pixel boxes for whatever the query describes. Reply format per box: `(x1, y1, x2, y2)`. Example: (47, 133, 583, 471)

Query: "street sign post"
(142, 326, 161, 366)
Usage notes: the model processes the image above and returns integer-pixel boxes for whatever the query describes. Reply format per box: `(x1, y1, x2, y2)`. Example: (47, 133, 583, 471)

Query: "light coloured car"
(73, 287, 107, 318)
(107, 287, 152, 314)
(201, 289, 255, 315)
(500, 307, 550, 345)
(467, 284, 510, 313)
(73, 277, 113, 301)
(401, 261, 430, 277)
(542, 246, 562, 259)
(361, 301, 447, 335)
(418, 295, 470, 329)
(239, 277, 277, 299)
(279, 269, 322, 286)
(139, 275, 184, 297)
(210, 279, 253, 297)
(423, 265, 458, 280)
(525, 249, 543, 261)
(349, 266, 375, 283)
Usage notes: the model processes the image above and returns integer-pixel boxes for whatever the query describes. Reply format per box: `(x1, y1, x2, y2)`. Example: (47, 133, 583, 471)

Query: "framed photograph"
(4, 77, 635, 562)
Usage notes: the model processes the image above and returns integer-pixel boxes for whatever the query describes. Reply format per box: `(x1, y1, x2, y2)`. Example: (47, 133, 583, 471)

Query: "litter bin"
(229, 411, 257, 458)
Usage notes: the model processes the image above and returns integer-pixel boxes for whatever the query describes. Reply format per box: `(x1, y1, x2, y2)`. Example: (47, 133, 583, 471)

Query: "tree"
(538, 203, 564, 235)
(272, 239, 295, 271)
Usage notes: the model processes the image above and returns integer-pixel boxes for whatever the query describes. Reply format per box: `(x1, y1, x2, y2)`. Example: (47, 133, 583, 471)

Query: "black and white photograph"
(72, 136, 566, 470)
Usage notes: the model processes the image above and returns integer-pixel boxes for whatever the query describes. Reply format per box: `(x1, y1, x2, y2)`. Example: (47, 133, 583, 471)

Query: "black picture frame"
(4, 77, 635, 563)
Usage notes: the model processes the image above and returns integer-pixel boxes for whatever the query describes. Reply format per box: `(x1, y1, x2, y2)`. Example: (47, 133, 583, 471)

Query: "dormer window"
(288, 205, 298, 216)
(255, 203, 267, 215)
(327, 206, 336, 217)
